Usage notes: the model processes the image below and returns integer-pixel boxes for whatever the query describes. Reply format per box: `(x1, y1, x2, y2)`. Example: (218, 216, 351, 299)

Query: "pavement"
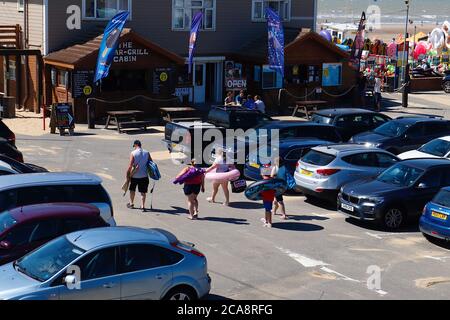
(13, 91, 450, 300)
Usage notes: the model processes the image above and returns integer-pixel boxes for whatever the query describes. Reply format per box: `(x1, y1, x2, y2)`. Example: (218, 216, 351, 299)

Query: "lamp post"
(402, 0, 411, 108)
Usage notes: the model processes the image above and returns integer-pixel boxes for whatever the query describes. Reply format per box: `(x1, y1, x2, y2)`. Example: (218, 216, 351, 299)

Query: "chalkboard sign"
(55, 103, 75, 130)
(153, 67, 174, 95)
(72, 70, 94, 98)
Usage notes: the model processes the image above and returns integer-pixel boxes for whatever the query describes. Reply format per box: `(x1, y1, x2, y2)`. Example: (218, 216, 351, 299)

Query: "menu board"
(153, 68, 174, 95)
(55, 103, 75, 129)
(72, 70, 94, 98)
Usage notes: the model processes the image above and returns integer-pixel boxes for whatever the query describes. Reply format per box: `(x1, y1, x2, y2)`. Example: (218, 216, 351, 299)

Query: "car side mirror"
(0, 241, 11, 249)
(64, 275, 77, 288)
(417, 182, 428, 189)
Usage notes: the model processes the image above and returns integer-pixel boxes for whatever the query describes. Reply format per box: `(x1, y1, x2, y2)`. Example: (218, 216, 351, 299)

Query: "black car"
(244, 138, 331, 181)
(311, 108, 391, 141)
(0, 138, 23, 162)
(350, 116, 450, 155)
(443, 70, 450, 93)
(0, 154, 47, 174)
(0, 120, 15, 146)
(338, 158, 450, 230)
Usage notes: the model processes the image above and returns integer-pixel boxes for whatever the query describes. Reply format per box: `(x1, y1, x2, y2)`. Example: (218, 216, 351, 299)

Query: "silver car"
(0, 227, 211, 300)
(294, 144, 399, 203)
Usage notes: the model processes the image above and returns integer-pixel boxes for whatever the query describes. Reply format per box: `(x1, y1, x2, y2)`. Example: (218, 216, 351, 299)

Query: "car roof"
(399, 158, 450, 169)
(278, 138, 330, 148)
(9, 203, 100, 223)
(436, 136, 450, 142)
(0, 160, 13, 172)
(258, 121, 334, 129)
(314, 108, 381, 117)
(313, 143, 388, 155)
(0, 172, 102, 190)
(393, 116, 447, 124)
(66, 227, 173, 251)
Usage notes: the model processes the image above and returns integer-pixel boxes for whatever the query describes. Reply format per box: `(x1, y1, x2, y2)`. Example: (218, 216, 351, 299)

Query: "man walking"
(126, 140, 152, 211)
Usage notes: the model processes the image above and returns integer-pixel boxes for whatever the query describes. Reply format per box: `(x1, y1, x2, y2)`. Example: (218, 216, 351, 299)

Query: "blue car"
(420, 187, 450, 241)
(244, 138, 331, 181)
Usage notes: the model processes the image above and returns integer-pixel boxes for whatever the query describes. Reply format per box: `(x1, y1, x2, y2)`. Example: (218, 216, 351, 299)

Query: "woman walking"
(205, 148, 232, 206)
(270, 157, 288, 220)
(175, 159, 205, 220)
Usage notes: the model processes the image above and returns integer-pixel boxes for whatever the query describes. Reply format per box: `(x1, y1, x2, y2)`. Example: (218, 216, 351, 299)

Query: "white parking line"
(424, 256, 450, 262)
(319, 267, 360, 283)
(366, 232, 420, 240)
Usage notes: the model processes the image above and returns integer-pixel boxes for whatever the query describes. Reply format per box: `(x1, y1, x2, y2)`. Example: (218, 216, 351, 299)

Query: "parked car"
(338, 158, 450, 229)
(0, 203, 108, 265)
(0, 155, 47, 175)
(244, 138, 331, 181)
(311, 108, 391, 141)
(443, 70, 450, 93)
(295, 144, 399, 203)
(0, 138, 23, 163)
(420, 187, 450, 241)
(0, 172, 115, 226)
(0, 120, 15, 146)
(0, 227, 211, 300)
(350, 116, 450, 155)
(163, 106, 273, 164)
(399, 136, 450, 160)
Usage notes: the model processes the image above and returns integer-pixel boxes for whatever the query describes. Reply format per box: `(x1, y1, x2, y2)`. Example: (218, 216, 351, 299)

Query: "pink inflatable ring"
(205, 169, 240, 184)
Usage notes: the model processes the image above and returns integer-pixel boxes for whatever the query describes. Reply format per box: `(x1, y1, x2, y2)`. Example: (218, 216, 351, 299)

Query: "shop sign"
(54, 103, 75, 130)
(114, 41, 150, 63)
(225, 78, 247, 90)
(73, 70, 94, 98)
(175, 87, 191, 97)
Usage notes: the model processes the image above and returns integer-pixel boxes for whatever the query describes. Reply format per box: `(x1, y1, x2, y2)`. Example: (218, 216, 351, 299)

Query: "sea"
(318, 0, 450, 25)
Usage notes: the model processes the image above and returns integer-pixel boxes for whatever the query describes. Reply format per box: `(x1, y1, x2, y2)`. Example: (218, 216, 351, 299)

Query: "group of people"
(224, 90, 266, 113)
(358, 70, 384, 111)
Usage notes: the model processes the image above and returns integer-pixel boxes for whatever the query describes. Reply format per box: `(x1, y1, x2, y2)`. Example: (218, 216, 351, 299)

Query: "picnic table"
(160, 106, 200, 123)
(104, 110, 151, 133)
(291, 100, 329, 120)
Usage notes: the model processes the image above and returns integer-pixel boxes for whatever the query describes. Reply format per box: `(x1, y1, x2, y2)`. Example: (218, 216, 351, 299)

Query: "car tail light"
(315, 188, 324, 193)
(296, 162, 300, 168)
(316, 169, 340, 176)
(171, 242, 205, 258)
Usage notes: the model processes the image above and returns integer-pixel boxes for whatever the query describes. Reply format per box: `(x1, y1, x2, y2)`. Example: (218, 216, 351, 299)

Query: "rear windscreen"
(301, 150, 336, 166)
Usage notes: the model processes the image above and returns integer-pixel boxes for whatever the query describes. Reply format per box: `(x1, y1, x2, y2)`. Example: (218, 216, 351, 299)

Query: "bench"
(118, 120, 153, 133)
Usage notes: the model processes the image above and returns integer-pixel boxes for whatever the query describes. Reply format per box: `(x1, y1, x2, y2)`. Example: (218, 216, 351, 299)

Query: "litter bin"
(0, 96, 16, 118)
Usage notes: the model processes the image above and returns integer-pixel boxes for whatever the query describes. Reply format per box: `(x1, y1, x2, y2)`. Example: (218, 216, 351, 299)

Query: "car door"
(411, 169, 443, 216)
(334, 116, 354, 141)
(119, 244, 174, 300)
(342, 152, 380, 182)
(59, 247, 121, 300)
(402, 123, 427, 152)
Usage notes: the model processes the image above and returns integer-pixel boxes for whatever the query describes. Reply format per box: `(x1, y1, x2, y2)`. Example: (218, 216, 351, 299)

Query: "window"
(419, 170, 442, 189)
(262, 65, 283, 89)
(285, 148, 309, 161)
(172, 0, 216, 30)
(375, 153, 398, 168)
(342, 153, 378, 167)
(406, 123, 425, 138)
(18, 0, 24, 12)
(373, 115, 390, 126)
(57, 70, 69, 88)
(76, 247, 117, 280)
(120, 244, 183, 273)
(252, 0, 291, 21)
(83, 0, 131, 20)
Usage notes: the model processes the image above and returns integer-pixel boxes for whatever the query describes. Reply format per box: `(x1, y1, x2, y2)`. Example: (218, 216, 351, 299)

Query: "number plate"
(301, 169, 313, 177)
(432, 211, 448, 221)
(341, 203, 354, 212)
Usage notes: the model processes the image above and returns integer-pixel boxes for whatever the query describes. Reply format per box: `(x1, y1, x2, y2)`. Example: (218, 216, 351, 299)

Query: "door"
(59, 247, 121, 300)
(194, 63, 206, 104)
(411, 169, 443, 215)
(119, 244, 177, 300)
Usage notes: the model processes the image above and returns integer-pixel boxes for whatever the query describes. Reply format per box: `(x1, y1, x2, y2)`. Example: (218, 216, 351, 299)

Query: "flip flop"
(126, 203, 135, 209)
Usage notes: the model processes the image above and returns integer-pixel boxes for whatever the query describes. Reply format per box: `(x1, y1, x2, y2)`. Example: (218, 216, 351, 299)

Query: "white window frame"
(82, 0, 132, 21)
(172, 0, 216, 31)
(251, 0, 291, 22)
(17, 0, 24, 12)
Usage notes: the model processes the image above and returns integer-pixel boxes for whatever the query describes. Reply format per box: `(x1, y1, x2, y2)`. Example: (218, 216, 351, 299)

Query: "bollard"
(87, 101, 96, 129)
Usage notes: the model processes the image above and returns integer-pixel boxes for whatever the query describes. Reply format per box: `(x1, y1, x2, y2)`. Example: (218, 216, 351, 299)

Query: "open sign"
(225, 78, 247, 90)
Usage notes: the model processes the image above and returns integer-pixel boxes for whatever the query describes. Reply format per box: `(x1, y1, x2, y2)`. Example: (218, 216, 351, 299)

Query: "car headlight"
(339, 186, 345, 194)
(363, 197, 384, 205)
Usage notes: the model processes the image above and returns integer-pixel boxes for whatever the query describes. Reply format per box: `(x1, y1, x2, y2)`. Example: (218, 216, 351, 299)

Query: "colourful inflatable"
(319, 30, 332, 42)
(245, 179, 288, 201)
(414, 41, 429, 60)
(205, 168, 240, 184)
(147, 161, 161, 181)
(429, 28, 445, 51)
(173, 167, 205, 185)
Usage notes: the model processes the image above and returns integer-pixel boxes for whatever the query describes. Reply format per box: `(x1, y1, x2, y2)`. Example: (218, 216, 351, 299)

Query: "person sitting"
(235, 90, 245, 106)
(254, 95, 266, 113)
(243, 95, 256, 110)
(224, 91, 235, 106)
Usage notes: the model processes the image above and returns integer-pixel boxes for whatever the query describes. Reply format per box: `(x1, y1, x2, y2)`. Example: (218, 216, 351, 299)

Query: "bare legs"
(208, 182, 230, 205)
(273, 201, 287, 219)
(128, 191, 147, 211)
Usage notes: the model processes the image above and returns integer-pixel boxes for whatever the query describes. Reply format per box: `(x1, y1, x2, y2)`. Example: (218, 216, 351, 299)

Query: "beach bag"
(147, 161, 161, 181)
(285, 171, 296, 190)
(231, 179, 247, 193)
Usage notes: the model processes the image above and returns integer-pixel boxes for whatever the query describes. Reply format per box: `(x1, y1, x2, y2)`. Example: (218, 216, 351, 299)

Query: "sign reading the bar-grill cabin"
(114, 41, 150, 63)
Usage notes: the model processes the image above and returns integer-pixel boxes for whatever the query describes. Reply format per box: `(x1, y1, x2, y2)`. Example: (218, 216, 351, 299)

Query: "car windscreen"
(0, 211, 17, 234)
(432, 189, 450, 208)
(301, 150, 336, 166)
(418, 139, 450, 157)
(374, 121, 410, 137)
(377, 164, 424, 187)
(15, 236, 85, 282)
(311, 114, 333, 125)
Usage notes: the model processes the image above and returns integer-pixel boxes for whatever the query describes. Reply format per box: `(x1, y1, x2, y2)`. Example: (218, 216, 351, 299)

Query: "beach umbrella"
(414, 41, 428, 60)
(319, 30, 332, 42)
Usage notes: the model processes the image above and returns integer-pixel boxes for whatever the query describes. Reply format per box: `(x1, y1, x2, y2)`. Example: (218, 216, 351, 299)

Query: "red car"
(0, 203, 108, 265)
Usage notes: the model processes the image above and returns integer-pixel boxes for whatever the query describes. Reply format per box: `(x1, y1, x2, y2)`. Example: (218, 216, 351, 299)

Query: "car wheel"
(444, 81, 450, 94)
(383, 207, 405, 230)
(163, 286, 197, 301)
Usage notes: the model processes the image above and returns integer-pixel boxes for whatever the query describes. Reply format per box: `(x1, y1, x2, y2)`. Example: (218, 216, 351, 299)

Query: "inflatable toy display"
(319, 30, 332, 42)
(430, 28, 446, 51)
(414, 41, 429, 60)
(205, 168, 240, 184)
(245, 179, 288, 201)
(173, 167, 205, 185)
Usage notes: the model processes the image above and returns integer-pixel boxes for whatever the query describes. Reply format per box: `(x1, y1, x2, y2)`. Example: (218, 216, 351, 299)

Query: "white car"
(398, 136, 450, 160)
